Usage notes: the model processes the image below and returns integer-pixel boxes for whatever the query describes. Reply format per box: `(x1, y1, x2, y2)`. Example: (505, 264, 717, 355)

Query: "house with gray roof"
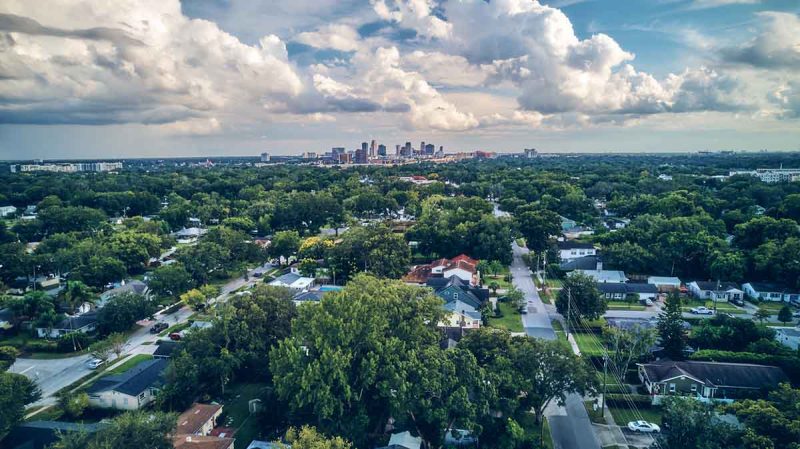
(269, 271, 315, 291)
(36, 311, 98, 339)
(87, 358, 167, 410)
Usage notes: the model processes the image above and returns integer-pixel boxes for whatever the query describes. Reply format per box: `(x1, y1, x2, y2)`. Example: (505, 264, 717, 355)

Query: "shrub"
(56, 333, 95, 353)
(25, 340, 57, 353)
(604, 393, 652, 409)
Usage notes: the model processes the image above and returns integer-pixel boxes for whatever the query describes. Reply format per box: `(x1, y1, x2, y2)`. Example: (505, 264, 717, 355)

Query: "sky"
(0, 0, 799, 159)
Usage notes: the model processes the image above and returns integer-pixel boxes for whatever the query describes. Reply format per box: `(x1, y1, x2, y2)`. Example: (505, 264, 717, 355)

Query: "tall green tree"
(555, 273, 606, 321)
(0, 371, 41, 440)
(516, 209, 561, 254)
(657, 292, 687, 359)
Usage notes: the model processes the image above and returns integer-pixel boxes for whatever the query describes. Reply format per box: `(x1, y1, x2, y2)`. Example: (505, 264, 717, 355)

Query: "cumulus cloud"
(721, 12, 800, 69)
(295, 24, 362, 52)
(0, 0, 303, 127)
(371, 0, 452, 40)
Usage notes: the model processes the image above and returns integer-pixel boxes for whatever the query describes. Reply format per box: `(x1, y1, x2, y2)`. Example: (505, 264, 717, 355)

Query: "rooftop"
(640, 360, 788, 389)
(557, 241, 596, 250)
(176, 403, 223, 435)
(87, 358, 167, 396)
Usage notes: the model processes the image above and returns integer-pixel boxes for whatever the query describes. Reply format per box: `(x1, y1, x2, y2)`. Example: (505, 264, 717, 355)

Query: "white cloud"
(295, 24, 362, 52)
(721, 12, 800, 69)
(690, 0, 761, 10)
(371, 0, 452, 40)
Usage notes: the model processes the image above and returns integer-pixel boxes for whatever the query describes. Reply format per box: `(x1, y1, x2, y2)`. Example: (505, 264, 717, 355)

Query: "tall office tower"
(425, 143, 435, 155)
(420, 141, 425, 154)
(404, 142, 412, 156)
(361, 142, 368, 153)
(332, 147, 345, 157)
(355, 148, 368, 164)
(260, 152, 271, 162)
(370, 140, 376, 157)
(378, 144, 387, 156)
(396, 144, 401, 155)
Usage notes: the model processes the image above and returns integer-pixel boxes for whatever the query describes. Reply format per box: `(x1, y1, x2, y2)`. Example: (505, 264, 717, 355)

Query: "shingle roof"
(692, 281, 741, 291)
(292, 291, 324, 302)
(746, 282, 800, 294)
(153, 341, 181, 358)
(640, 360, 788, 389)
(557, 241, 596, 250)
(176, 403, 222, 435)
(52, 311, 98, 331)
(597, 283, 627, 294)
(87, 358, 167, 396)
(560, 255, 601, 271)
(3, 421, 104, 449)
(173, 435, 234, 449)
(626, 283, 659, 294)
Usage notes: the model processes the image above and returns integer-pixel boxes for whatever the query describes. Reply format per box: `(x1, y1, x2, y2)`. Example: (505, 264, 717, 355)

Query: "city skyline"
(1, 0, 799, 159)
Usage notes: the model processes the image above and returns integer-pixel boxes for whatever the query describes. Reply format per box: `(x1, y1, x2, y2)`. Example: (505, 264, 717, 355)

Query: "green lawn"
(682, 300, 746, 314)
(607, 301, 646, 311)
(609, 406, 662, 427)
(487, 301, 524, 333)
(159, 321, 190, 337)
(485, 275, 513, 291)
(106, 354, 153, 375)
(752, 302, 795, 313)
(221, 382, 271, 449)
(551, 320, 571, 350)
(571, 332, 606, 357)
(545, 278, 563, 289)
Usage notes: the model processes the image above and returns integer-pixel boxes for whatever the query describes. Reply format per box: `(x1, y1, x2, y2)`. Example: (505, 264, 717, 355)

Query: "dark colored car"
(150, 322, 169, 334)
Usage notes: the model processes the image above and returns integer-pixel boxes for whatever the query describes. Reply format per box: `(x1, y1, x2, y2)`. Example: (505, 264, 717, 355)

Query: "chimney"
(596, 259, 603, 271)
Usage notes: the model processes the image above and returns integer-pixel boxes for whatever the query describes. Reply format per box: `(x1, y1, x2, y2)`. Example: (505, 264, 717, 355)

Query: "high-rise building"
(404, 142, 412, 156)
(420, 141, 425, 155)
(370, 140, 376, 157)
(378, 144, 387, 156)
(424, 143, 435, 155)
(361, 142, 368, 153)
(260, 152, 271, 162)
(332, 147, 345, 157)
(396, 144, 401, 156)
(355, 148, 368, 164)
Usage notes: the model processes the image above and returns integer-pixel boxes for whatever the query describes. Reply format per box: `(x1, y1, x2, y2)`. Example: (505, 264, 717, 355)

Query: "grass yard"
(681, 300, 746, 314)
(545, 278, 563, 289)
(221, 382, 271, 449)
(485, 275, 513, 291)
(487, 301, 524, 333)
(106, 354, 153, 375)
(752, 302, 795, 313)
(571, 332, 606, 357)
(607, 301, 646, 311)
(516, 411, 553, 449)
(609, 406, 662, 427)
(159, 321, 190, 337)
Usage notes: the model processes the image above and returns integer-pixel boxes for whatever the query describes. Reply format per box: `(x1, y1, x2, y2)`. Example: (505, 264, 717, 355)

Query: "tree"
(516, 209, 560, 253)
(277, 426, 352, 449)
(270, 275, 447, 447)
(777, 305, 793, 325)
(0, 346, 18, 371)
(658, 397, 742, 449)
(157, 351, 201, 411)
(97, 293, 155, 336)
(489, 281, 500, 295)
(64, 410, 177, 449)
(754, 307, 771, 325)
(107, 332, 127, 360)
(327, 225, 411, 281)
(555, 273, 606, 321)
(624, 293, 639, 309)
(505, 286, 526, 312)
(147, 263, 195, 298)
(89, 339, 113, 364)
(270, 230, 301, 260)
(62, 281, 93, 314)
(603, 325, 657, 379)
(0, 371, 41, 440)
(180, 288, 206, 311)
(58, 391, 89, 419)
(657, 292, 687, 359)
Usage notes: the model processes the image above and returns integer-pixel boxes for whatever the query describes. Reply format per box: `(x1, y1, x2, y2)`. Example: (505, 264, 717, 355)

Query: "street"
(10, 262, 274, 408)
(510, 242, 602, 449)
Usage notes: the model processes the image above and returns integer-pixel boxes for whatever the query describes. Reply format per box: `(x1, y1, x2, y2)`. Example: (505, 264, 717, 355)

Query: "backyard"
(220, 382, 271, 449)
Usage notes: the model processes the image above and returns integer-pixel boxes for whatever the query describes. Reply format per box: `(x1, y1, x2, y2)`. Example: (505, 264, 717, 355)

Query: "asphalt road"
(510, 243, 602, 449)
(11, 262, 274, 407)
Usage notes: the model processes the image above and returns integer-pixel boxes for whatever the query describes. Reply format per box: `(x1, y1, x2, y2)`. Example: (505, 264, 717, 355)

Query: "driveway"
(510, 242, 601, 449)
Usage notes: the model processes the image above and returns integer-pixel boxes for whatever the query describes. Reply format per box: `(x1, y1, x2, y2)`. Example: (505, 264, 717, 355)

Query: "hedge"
(690, 350, 800, 383)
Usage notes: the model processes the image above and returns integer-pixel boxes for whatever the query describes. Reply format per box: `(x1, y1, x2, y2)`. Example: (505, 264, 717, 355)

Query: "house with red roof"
(402, 254, 479, 286)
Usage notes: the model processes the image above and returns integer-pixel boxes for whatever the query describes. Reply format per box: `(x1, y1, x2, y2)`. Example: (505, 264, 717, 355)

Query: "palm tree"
(63, 281, 93, 314)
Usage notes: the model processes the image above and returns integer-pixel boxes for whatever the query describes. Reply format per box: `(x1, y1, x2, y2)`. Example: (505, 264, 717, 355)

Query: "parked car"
(150, 322, 169, 334)
(690, 306, 714, 315)
(168, 332, 183, 341)
(628, 421, 660, 433)
(85, 358, 104, 369)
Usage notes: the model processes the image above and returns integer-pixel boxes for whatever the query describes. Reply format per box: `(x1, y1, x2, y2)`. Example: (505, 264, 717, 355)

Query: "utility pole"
(601, 355, 608, 412)
(566, 287, 572, 337)
(714, 279, 720, 312)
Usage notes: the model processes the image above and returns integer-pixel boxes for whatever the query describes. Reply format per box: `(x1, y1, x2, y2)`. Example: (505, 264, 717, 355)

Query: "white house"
(36, 312, 98, 339)
(176, 403, 223, 436)
(648, 276, 682, 292)
(687, 281, 744, 303)
(0, 205, 17, 217)
(557, 241, 598, 261)
(269, 271, 315, 291)
(87, 359, 167, 410)
(776, 328, 800, 350)
(743, 283, 800, 303)
(440, 300, 482, 329)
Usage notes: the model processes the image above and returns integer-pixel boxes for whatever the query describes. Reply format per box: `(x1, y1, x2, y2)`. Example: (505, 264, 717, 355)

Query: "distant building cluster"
(729, 168, 800, 183)
(281, 140, 499, 166)
(10, 161, 123, 173)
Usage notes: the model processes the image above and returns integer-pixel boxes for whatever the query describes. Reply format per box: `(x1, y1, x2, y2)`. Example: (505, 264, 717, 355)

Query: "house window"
(669, 383, 676, 393)
(453, 293, 459, 300)
(139, 392, 145, 400)
(690, 384, 697, 393)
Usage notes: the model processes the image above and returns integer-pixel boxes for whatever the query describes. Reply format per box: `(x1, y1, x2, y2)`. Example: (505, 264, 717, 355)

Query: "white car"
(628, 420, 661, 433)
(690, 306, 714, 315)
(85, 358, 104, 369)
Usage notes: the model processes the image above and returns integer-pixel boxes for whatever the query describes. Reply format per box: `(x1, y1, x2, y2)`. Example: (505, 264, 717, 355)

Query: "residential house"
(775, 327, 800, 351)
(441, 300, 482, 329)
(36, 311, 98, 339)
(560, 255, 602, 272)
(87, 358, 167, 410)
(100, 280, 150, 305)
(377, 431, 422, 449)
(743, 282, 800, 303)
(177, 403, 223, 437)
(647, 276, 682, 293)
(597, 283, 658, 301)
(246, 442, 281, 449)
(173, 227, 207, 243)
(559, 216, 577, 231)
(268, 270, 315, 291)
(638, 360, 788, 404)
(403, 254, 479, 286)
(291, 290, 325, 304)
(603, 217, 630, 230)
(3, 421, 103, 449)
(574, 269, 627, 284)
(0, 205, 17, 217)
(687, 281, 744, 303)
(557, 241, 598, 261)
